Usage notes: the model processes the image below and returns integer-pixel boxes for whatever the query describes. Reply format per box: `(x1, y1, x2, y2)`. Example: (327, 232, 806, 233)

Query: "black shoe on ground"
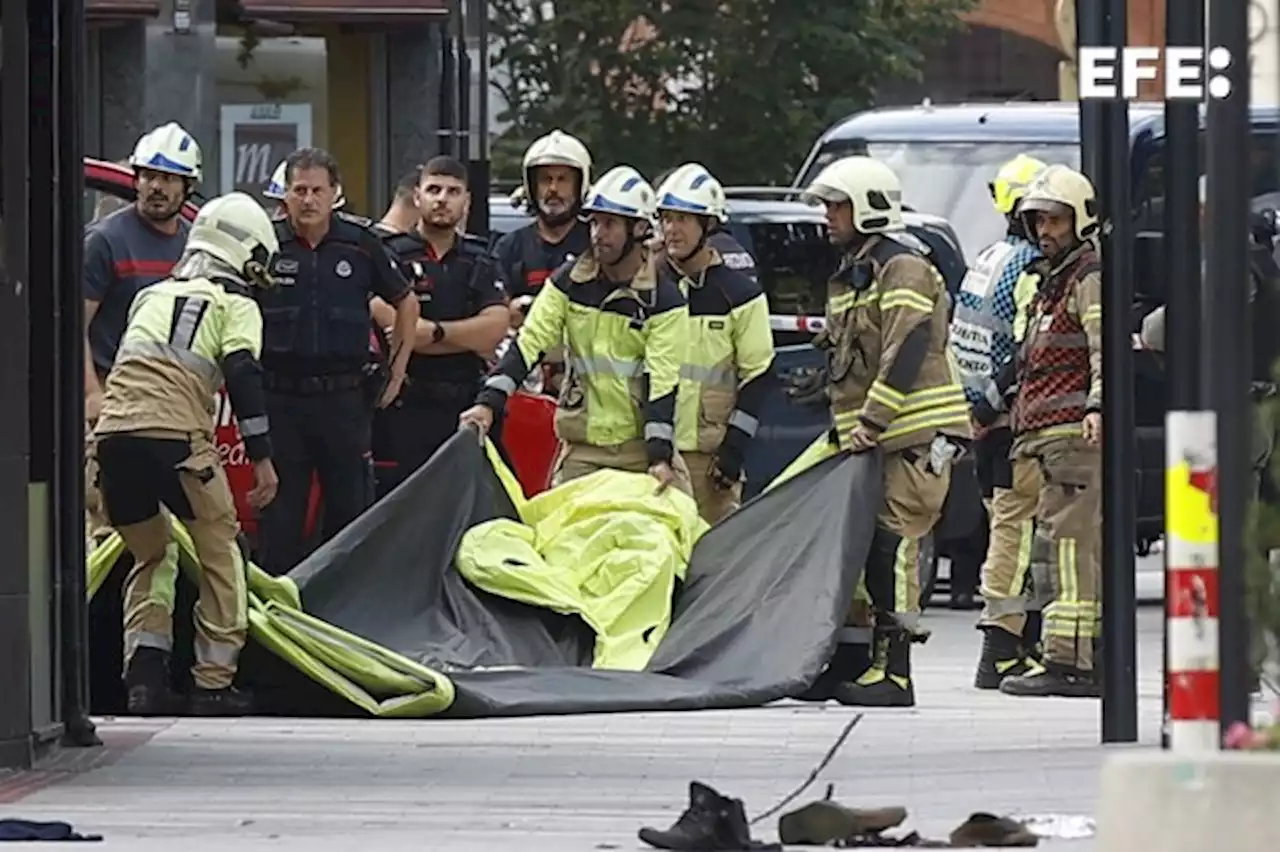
(638, 781, 780, 850)
(999, 662, 1100, 698)
(835, 631, 915, 708)
(188, 687, 254, 716)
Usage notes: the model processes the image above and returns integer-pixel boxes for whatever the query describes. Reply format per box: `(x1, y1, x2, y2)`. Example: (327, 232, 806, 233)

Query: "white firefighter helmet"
(802, 155, 904, 234)
(1019, 164, 1099, 240)
(264, 161, 288, 201)
(582, 166, 657, 223)
(130, 122, 203, 183)
(184, 192, 280, 286)
(655, 163, 728, 223)
(265, 159, 346, 209)
(522, 129, 592, 205)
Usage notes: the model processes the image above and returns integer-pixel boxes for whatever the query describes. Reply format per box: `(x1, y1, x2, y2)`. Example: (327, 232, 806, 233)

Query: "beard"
(538, 196, 577, 228)
(139, 194, 181, 222)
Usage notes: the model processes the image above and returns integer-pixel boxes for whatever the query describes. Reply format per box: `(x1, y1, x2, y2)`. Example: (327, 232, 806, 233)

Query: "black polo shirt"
(384, 229, 507, 387)
(492, 220, 591, 300)
(262, 215, 411, 376)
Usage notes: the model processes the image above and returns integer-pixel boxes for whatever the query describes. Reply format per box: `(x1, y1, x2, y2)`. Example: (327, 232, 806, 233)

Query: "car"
(82, 159, 559, 552)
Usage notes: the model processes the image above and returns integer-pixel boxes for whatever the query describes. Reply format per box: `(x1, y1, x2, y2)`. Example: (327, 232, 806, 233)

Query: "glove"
(712, 442, 745, 488)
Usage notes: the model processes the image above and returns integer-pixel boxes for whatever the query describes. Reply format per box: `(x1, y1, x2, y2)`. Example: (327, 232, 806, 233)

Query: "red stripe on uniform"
(114, 259, 176, 277)
(526, 269, 549, 286)
(1167, 566, 1220, 619)
(1168, 669, 1220, 720)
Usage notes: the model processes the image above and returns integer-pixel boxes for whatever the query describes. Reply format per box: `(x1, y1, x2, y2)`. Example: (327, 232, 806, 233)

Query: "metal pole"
(1078, 0, 1139, 743)
(1160, 0, 1205, 752)
(466, 0, 491, 239)
(1206, 0, 1253, 738)
(56, 0, 100, 748)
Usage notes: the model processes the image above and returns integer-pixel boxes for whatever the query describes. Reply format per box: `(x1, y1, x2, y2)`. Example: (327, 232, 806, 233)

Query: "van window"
(796, 141, 1080, 259)
(730, 220, 835, 346)
(1135, 130, 1280, 230)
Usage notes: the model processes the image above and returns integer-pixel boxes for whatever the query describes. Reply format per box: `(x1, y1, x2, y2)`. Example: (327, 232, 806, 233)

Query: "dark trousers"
(974, 426, 1015, 498)
(373, 396, 471, 499)
(257, 388, 373, 576)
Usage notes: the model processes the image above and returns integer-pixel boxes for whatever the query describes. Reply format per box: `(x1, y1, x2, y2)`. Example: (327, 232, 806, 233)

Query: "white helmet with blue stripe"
(129, 122, 202, 183)
(655, 163, 728, 223)
(264, 159, 346, 209)
(582, 165, 656, 223)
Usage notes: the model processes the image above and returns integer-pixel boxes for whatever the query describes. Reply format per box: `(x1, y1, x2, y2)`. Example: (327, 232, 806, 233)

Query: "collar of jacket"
(666, 247, 723, 289)
(569, 247, 659, 290)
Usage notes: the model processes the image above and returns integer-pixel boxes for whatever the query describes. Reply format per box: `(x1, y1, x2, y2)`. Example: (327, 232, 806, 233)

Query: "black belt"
(264, 372, 365, 395)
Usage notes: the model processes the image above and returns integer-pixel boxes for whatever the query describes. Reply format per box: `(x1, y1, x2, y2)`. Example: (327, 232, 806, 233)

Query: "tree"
(490, 0, 978, 186)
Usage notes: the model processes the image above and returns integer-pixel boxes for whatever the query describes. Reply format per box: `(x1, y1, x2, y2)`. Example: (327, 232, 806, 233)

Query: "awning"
(237, 0, 448, 22)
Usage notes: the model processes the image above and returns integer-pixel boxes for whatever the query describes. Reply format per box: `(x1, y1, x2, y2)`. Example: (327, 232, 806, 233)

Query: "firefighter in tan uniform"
(94, 192, 281, 717)
(973, 165, 1103, 698)
(801, 156, 971, 708)
(656, 164, 775, 523)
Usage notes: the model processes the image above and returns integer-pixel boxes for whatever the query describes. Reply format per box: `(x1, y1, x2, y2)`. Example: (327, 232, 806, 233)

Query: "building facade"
(85, 0, 472, 216)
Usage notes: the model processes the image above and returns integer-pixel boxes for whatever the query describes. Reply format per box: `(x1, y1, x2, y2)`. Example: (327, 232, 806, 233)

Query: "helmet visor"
(800, 183, 848, 205)
(1019, 197, 1072, 218)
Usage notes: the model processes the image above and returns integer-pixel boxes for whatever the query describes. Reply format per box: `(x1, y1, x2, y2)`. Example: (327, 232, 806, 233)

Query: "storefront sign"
(219, 103, 313, 198)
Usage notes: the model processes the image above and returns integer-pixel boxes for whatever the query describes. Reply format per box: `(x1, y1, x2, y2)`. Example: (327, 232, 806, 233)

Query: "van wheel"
(918, 532, 939, 611)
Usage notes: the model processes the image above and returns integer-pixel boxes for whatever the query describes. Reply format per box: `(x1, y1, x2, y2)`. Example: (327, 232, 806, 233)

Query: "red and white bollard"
(1165, 410, 1221, 750)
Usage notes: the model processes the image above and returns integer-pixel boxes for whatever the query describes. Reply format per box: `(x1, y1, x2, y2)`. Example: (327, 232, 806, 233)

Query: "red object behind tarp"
(502, 390, 560, 497)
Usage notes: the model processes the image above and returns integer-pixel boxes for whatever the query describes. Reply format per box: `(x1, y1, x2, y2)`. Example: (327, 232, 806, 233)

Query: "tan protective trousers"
(846, 448, 952, 634)
(99, 432, 249, 690)
(978, 455, 1043, 636)
(1017, 434, 1101, 671)
(681, 451, 742, 525)
(553, 439, 693, 498)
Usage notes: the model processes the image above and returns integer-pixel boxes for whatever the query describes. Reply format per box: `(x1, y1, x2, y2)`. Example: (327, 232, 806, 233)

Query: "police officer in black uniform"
(370, 156, 510, 497)
(256, 147, 418, 575)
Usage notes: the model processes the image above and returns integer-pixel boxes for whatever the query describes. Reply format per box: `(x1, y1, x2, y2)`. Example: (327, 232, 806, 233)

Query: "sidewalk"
(0, 608, 1173, 851)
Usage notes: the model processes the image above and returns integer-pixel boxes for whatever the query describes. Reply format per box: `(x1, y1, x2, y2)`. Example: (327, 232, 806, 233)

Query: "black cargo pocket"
(328, 306, 373, 356)
(261, 306, 301, 354)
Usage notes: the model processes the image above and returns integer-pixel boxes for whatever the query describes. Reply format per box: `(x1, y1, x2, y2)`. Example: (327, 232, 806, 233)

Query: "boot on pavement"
(974, 626, 1044, 690)
(794, 642, 870, 702)
(124, 646, 180, 717)
(188, 686, 254, 716)
(638, 781, 779, 850)
(999, 662, 1100, 698)
(834, 630, 915, 708)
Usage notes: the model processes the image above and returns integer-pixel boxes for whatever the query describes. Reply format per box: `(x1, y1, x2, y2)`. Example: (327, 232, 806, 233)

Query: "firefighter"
(460, 165, 693, 496)
(801, 156, 971, 708)
(973, 164, 1103, 698)
(656, 163, 774, 523)
(949, 154, 1050, 690)
(93, 192, 281, 716)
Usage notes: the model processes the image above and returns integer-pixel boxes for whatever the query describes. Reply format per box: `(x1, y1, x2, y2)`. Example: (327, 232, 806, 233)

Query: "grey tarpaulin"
(288, 431, 881, 717)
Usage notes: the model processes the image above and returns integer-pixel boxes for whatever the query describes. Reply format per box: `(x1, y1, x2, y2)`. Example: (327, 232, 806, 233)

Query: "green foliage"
(489, 0, 977, 186)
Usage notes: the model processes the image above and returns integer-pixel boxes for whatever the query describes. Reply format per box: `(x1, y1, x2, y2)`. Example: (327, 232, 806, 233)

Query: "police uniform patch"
(336, 259, 353, 278)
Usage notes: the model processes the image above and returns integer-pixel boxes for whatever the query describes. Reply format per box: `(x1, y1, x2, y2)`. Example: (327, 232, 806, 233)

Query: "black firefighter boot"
(974, 626, 1043, 690)
(999, 660, 1101, 698)
(189, 685, 254, 716)
(794, 641, 871, 702)
(124, 646, 180, 716)
(834, 629, 915, 708)
(638, 781, 780, 850)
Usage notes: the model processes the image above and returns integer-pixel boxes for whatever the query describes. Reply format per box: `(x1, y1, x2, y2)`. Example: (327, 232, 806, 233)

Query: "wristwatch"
(432, 321, 446, 343)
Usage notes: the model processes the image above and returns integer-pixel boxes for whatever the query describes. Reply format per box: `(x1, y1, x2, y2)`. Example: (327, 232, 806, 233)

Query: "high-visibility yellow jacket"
(478, 252, 688, 464)
(671, 255, 774, 455)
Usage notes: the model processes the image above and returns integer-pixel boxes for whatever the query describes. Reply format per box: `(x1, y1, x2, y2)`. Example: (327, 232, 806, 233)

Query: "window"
(1135, 129, 1280, 230)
